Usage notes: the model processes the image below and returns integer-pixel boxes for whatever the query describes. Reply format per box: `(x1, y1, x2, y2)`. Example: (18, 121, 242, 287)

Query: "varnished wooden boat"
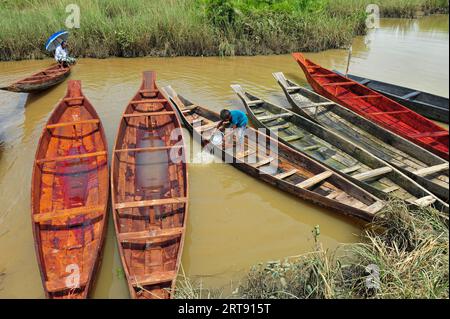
(292, 53, 449, 160)
(334, 71, 449, 124)
(163, 85, 385, 222)
(1, 64, 71, 93)
(31, 80, 109, 298)
(274, 72, 449, 203)
(232, 84, 448, 214)
(111, 71, 188, 299)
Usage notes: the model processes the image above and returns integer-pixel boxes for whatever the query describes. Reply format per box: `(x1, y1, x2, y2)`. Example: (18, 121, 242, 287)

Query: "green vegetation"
(0, 0, 448, 60)
(176, 200, 449, 299)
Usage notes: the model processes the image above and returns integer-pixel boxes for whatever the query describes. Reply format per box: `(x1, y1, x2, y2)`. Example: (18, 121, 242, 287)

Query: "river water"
(0, 15, 448, 298)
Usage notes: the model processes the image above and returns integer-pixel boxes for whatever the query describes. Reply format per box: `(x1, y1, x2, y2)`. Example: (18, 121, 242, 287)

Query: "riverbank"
(0, 0, 448, 60)
(176, 201, 449, 299)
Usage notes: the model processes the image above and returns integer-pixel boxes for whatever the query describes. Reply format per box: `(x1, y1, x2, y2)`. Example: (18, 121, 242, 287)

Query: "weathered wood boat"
(292, 53, 449, 160)
(163, 85, 385, 222)
(334, 71, 449, 124)
(232, 84, 448, 214)
(31, 80, 109, 298)
(274, 72, 449, 203)
(111, 71, 188, 299)
(1, 64, 71, 93)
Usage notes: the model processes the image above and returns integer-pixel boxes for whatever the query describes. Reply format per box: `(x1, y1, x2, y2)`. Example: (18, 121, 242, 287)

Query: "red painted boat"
(292, 53, 449, 160)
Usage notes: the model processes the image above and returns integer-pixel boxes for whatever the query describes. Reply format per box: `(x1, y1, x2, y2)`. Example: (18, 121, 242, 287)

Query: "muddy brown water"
(0, 15, 448, 298)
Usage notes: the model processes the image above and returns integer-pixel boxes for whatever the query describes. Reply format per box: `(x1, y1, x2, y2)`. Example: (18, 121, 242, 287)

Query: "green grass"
(176, 200, 449, 299)
(0, 0, 448, 60)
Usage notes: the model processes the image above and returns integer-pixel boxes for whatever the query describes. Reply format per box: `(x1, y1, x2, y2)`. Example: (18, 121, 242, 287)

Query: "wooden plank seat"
(413, 163, 449, 177)
(115, 197, 188, 210)
(268, 123, 290, 130)
(139, 89, 159, 94)
(359, 79, 371, 85)
(286, 86, 302, 90)
(296, 171, 333, 189)
(63, 97, 84, 103)
(283, 134, 304, 142)
(366, 201, 385, 214)
(253, 157, 275, 168)
(247, 100, 264, 105)
(36, 151, 106, 164)
(369, 110, 410, 116)
(298, 102, 335, 109)
(274, 169, 298, 180)
(46, 119, 100, 129)
(33, 205, 105, 223)
(123, 111, 175, 118)
(314, 74, 340, 78)
(131, 271, 177, 287)
(340, 165, 361, 174)
(114, 145, 183, 153)
(382, 185, 400, 193)
(402, 91, 421, 100)
(258, 113, 292, 122)
(236, 149, 257, 159)
(340, 95, 381, 99)
(130, 99, 168, 104)
(409, 131, 449, 139)
(118, 227, 183, 243)
(322, 82, 355, 87)
(352, 166, 393, 181)
(46, 275, 89, 293)
(414, 196, 437, 207)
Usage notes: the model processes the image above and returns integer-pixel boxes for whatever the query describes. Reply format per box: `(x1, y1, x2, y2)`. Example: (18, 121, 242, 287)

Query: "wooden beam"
(63, 97, 84, 103)
(369, 110, 410, 116)
(352, 166, 392, 181)
(322, 82, 355, 87)
(114, 197, 187, 210)
(123, 111, 174, 118)
(414, 196, 437, 207)
(139, 89, 159, 94)
(274, 169, 298, 180)
(247, 100, 264, 105)
(236, 149, 257, 159)
(118, 227, 183, 242)
(413, 163, 449, 177)
(340, 165, 361, 174)
(114, 145, 182, 153)
(46, 119, 99, 129)
(382, 185, 400, 193)
(268, 123, 290, 130)
(296, 171, 333, 189)
(402, 91, 421, 100)
(130, 99, 167, 104)
(131, 271, 177, 287)
(284, 134, 304, 142)
(366, 201, 385, 214)
(253, 157, 275, 168)
(340, 95, 380, 100)
(409, 131, 449, 139)
(36, 151, 106, 164)
(33, 205, 104, 223)
(258, 113, 292, 122)
(299, 102, 335, 109)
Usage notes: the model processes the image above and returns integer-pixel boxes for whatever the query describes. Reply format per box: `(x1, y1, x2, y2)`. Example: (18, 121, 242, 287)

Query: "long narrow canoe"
(1, 64, 71, 93)
(111, 71, 188, 299)
(292, 53, 449, 160)
(31, 80, 109, 298)
(334, 71, 449, 124)
(232, 84, 448, 214)
(163, 85, 385, 222)
(274, 72, 449, 203)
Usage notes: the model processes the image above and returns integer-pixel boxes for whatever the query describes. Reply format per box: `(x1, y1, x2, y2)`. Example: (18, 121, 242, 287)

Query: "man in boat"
(54, 41, 76, 67)
(217, 109, 248, 146)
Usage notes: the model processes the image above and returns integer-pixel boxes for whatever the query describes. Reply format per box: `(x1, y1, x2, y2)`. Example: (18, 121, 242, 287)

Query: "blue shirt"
(230, 110, 248, 128)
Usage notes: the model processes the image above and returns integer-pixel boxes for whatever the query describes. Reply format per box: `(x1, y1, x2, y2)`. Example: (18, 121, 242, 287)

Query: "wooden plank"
(115, 197, 187, 210)
(247, 100, 264, 105)
(130, 98, 167, 104)
(258, 113, 292, 122)
(340, 95, 380, 100)
(37, 151, 106, 164)
(284, 134, 304, 142)
(296, 171, 333, 189)
(299, 102, 334, 109)
(63, 97, 84, 103)
(303, 145, 322, 151)
(118, 227, 183, 242)
(382, 185, 400, 193)
(366, 201, 385, 214)
(340, 165, 361, 174)
(131, 271, 177, 287)
(253, 157, 274, 168)
(402, 91, 421, 100)
(409, 131, 449, 138)
(46, 119, 100, 129)
(114, 145, 182, 153)
(236, 149, 257, 159)
(287, 86, 302, 90)
(139, 89, 159, 94)
(352, 166, 393, 181)
(123, 111, 174, 118)
(415, 196, 437, 207)
(269, 123, 290, 130)
(274, 169, 298, 180)
(33, 205, 104, 223)
(322, 82, 355, 87)
(413, 163, 449, 177)
(326, 191, 343, 200)
(370, 110, 410, 116)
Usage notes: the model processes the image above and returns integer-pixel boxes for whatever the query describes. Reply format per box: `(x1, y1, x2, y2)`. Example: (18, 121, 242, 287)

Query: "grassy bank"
(175, 201, 449, 299)
(0, 0, 448, 60)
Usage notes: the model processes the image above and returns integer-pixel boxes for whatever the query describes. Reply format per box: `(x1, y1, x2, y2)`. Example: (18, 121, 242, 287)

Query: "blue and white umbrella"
(45, 30, 69, 52)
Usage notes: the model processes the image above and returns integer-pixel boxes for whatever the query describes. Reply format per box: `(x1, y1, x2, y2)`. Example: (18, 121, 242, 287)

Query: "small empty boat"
(111, 71, 188, 299)
(2, 64, 71, 93)
(274, 72, 449, 204)
(163, 85, 385, 222)
(31, 80, 109, 298)
(335, 71, 449, 124)
(292, 53, 449, 160)
(232, 84, 448, 213)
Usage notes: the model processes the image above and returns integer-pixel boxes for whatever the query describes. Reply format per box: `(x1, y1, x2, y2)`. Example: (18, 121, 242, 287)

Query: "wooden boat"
(31, 80, 109, 298)
(274, 72, 449, 203)
(163, 85, 385, 222)
(1, 64, 71, 93)
(232, 84, 448, 213)
(292, 53, 449, 160)
(334, 71, 449, 124)
(111, 71, 188, 299)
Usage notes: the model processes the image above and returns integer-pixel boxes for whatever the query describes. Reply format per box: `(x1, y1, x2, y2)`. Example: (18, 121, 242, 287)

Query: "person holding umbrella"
(45, 30, 76, 67)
